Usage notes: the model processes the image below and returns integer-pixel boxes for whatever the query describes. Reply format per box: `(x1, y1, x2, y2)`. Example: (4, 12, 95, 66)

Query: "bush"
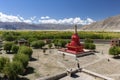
(59, 40, 67, 47)
(84, 38, 96, 50)
(11, 45, 19, 54)
(28, 38, 38, 43)
(109, 46, 120, 56)
(89, 43, 96, 50)
(0, 57, 10, 72)
(18, 46, 33, 58)
(31, 40, 45, 49)
(84, 43, 96, 50)
(13, 53, 29, 68)
(84, 38, 94, 43)
(53, 39, 68, 48)
(84, 43, 89, 49)
(3, 42, 13, 53)
(3, 61, 24, 80)
(2, 32, 16, 41)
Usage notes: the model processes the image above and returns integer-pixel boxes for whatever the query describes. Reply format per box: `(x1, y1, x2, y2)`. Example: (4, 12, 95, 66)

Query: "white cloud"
(23, 20, 32, 23)
(39, 17, 95, 25)
(41, 16, 50, 19)
(0, 12, 21, 22)
(0, 12, 32, 24)
(0, 12, 95, 25)
(30, 16, 36, 21)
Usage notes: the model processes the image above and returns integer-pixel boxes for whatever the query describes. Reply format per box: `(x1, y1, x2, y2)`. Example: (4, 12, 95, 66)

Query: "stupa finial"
(74, 25, 77, 34)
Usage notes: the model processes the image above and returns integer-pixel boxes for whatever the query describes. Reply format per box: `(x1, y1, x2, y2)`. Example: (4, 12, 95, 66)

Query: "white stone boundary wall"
(36, 68, 114, 80)
(82, 69, 114, 80)
(36, 69, 78, 80)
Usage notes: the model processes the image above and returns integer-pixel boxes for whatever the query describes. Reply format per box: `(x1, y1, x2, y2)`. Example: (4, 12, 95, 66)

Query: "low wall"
(82, 69, 114, 80)
(36, 68, 114, 80)
(36, 69, 78, 80)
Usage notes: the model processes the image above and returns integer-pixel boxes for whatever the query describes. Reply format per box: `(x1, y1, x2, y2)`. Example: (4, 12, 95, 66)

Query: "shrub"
(18, 46, 33, 58)
(11, 45, 19, 54)
(3, 61, 24, 80)
(109, 46, 120, 56)
(89, 43, 96, 50)
(31, 40, 45, 49)
(84, 38, 96, 50)
(53, 39, 68, 48)
(13, 53, 29, 68)
(28, 38, 38, 43)
(0, 57, 10, 72)
(84, 38, 94, 43)
(3, 42, 13, 53)
(84, 43, 89, 49)
(59, 40, 67, 47)
(84, 43, 96, 50)
(2, 32, 16, 41)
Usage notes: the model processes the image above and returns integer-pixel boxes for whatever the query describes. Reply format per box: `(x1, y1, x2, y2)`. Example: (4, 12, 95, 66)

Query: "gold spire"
(74, 25, 77, 34)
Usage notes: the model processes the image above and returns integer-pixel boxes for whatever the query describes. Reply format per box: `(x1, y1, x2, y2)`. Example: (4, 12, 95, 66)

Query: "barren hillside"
(81, 15, 120, 31)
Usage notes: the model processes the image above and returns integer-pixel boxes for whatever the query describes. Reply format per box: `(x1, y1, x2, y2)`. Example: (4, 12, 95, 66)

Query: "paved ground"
(1, 43, 120, 80)
(20, 43, 120, 80)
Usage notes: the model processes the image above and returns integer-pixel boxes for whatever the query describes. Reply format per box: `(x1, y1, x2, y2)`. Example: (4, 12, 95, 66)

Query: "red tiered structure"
(66, 25, 84, 54)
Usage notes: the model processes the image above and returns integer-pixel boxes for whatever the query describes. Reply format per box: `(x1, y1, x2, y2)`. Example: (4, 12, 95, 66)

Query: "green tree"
(31, 40, 45, 49)
(11, 45, 19, 54)
(3, 61, 24, 80)
(59, 40, 67, 47)
(84, 38, 94, 43)
(18, 46, 33, 58)
(13, 53, 29, 68)
(84, 38, 96, 50)
(109, 46, 120, 57)
(0, 57, 10, 72)
(84, 43, 89, 49)
(2, 32, 16, 41)
(28, 38, 38, 43)
(3, 42, 13, 53)
(53, 39, 67, 48)
(89, 43, 96, 50)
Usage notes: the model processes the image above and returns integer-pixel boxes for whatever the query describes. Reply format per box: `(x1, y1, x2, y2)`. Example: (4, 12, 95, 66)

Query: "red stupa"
(65, 25, 84, 54)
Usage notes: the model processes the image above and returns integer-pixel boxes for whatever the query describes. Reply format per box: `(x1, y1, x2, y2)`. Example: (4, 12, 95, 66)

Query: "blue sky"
(0, 0, 120, 24)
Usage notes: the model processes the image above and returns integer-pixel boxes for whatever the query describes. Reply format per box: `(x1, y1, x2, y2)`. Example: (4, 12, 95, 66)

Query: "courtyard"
(0, 42, 120, 80)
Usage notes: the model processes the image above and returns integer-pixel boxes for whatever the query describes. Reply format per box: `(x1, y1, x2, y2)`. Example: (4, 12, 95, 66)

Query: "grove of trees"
(1, 31, 120, 42)
(0, 45, 33, 80)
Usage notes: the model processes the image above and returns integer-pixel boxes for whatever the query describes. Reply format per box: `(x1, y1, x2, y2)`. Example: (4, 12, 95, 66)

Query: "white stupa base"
(58, 49, 94, 57)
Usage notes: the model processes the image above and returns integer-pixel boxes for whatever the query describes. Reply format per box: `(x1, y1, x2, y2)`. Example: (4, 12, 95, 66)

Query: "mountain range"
(81, 15, 120, 31)
(0, 22, 83, 30)
(0, 14, 120, 31)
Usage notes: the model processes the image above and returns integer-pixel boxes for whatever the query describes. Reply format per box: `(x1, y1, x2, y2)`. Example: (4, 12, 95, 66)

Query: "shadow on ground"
(71, 73, 80, 78)
(113, 56, 120, 59)
(18, 77, 29, 80)
(23, 67, 34, 76)
(30, 57, 37, 61)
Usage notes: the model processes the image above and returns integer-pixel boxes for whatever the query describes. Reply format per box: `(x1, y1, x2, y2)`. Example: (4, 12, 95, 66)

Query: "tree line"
(1, 31, 120, 42)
